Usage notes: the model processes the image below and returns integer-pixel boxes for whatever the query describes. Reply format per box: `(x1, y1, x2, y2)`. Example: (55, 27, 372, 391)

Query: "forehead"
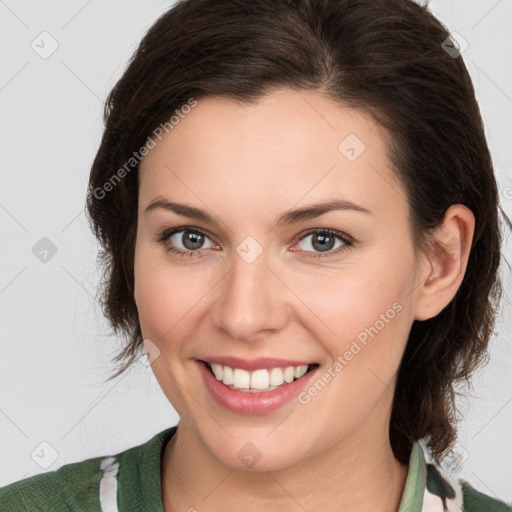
(138, 89, 405, 226)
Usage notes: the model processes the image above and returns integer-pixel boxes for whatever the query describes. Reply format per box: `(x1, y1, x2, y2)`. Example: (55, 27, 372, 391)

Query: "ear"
(414, 204, 475, 321)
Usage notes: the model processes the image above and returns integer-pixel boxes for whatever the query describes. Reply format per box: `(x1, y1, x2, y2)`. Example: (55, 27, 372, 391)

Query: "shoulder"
(0, 426, 177, 512)
(0, 455, 105, 511)
(416, 441, 511, 512)
(424, 462, 511, 511)
(461, 480, 512, 512)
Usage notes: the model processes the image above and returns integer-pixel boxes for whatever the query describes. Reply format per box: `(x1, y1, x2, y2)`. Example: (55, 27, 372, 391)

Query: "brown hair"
(85, 0, 510, 465)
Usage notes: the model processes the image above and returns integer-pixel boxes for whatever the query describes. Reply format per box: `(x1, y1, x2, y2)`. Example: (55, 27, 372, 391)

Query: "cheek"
(290, 266, 413, 427)
(136, 277, 191, 342)
(294, 265, 408, 343)
(133, 247, 202, 343)
(289, 246, 415, 382)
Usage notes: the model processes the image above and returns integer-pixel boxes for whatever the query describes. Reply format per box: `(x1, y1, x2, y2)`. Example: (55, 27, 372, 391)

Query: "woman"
(1, 0, 510, 510)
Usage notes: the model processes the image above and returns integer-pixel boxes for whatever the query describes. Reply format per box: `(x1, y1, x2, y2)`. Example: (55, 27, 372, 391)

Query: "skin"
(133, 88, 475, 511)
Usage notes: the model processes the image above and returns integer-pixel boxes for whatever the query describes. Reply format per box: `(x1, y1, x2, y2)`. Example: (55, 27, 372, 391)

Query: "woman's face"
(134, 88, 428, 471)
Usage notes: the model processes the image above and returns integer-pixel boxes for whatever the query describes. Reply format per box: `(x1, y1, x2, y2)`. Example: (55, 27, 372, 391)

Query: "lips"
(196, 359, 319, 415)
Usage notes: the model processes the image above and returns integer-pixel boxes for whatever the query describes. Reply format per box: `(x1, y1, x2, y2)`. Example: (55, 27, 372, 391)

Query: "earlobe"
(414, 204, 475, 321)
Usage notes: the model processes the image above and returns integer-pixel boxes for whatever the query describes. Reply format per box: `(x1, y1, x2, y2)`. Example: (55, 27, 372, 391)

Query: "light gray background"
(1, 0, 511, 502)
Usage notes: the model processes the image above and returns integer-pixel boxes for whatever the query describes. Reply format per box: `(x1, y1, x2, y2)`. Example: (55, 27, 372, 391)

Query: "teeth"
(269, 367, 284, 386)
(223, 366, 234, 385)
(233, 368, 251, 389)
(212, 363, 223, 380)
(283, 366, 295, 383)
(250, 369, 270, 390)
(295, 365, 308, 379)
(208, 363, 310, 392)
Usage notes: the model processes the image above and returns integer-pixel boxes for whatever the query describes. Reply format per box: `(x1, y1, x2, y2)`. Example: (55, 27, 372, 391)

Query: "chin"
(200, 431, 309, 473)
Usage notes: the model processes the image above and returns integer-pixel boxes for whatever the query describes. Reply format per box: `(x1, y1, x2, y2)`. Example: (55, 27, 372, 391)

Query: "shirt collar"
(398, 441, 464, 512)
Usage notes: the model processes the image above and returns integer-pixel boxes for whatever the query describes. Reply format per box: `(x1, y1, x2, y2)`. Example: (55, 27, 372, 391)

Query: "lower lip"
(197, 360, 319, 415)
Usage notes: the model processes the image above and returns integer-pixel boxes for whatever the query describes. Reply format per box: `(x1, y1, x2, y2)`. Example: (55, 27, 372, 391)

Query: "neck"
(161, 422, 409, 512)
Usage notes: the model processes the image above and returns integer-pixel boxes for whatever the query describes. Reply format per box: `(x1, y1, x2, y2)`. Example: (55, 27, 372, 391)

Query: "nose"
(212, 248, 290, 342)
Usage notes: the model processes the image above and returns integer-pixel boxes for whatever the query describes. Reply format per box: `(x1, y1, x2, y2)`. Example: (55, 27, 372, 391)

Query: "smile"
(206, 362, 313, 392)
(197, 359, 320, 415)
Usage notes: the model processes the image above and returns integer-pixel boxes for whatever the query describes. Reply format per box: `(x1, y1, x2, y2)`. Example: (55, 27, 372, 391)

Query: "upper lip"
(199, 356, 316, 372)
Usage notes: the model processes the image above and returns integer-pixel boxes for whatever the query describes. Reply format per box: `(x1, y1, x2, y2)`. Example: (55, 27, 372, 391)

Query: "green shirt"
(1, 425, 510, 511)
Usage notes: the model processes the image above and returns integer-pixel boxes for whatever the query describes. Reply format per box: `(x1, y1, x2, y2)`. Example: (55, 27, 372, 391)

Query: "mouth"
(200, 360, 320, 393)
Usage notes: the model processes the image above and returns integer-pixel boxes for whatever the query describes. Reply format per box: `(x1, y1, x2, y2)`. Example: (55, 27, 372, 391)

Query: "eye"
(292, 229, 353, 260)
(156, 226, 354, 260)
(157, 227, 217, 258)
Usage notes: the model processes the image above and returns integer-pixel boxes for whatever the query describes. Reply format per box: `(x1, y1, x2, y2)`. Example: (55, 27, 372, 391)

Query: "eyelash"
(156, 226, 354, 260)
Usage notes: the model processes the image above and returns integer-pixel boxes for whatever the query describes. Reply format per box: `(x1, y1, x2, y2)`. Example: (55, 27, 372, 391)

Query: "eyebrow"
(144, 196, 372, 226)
